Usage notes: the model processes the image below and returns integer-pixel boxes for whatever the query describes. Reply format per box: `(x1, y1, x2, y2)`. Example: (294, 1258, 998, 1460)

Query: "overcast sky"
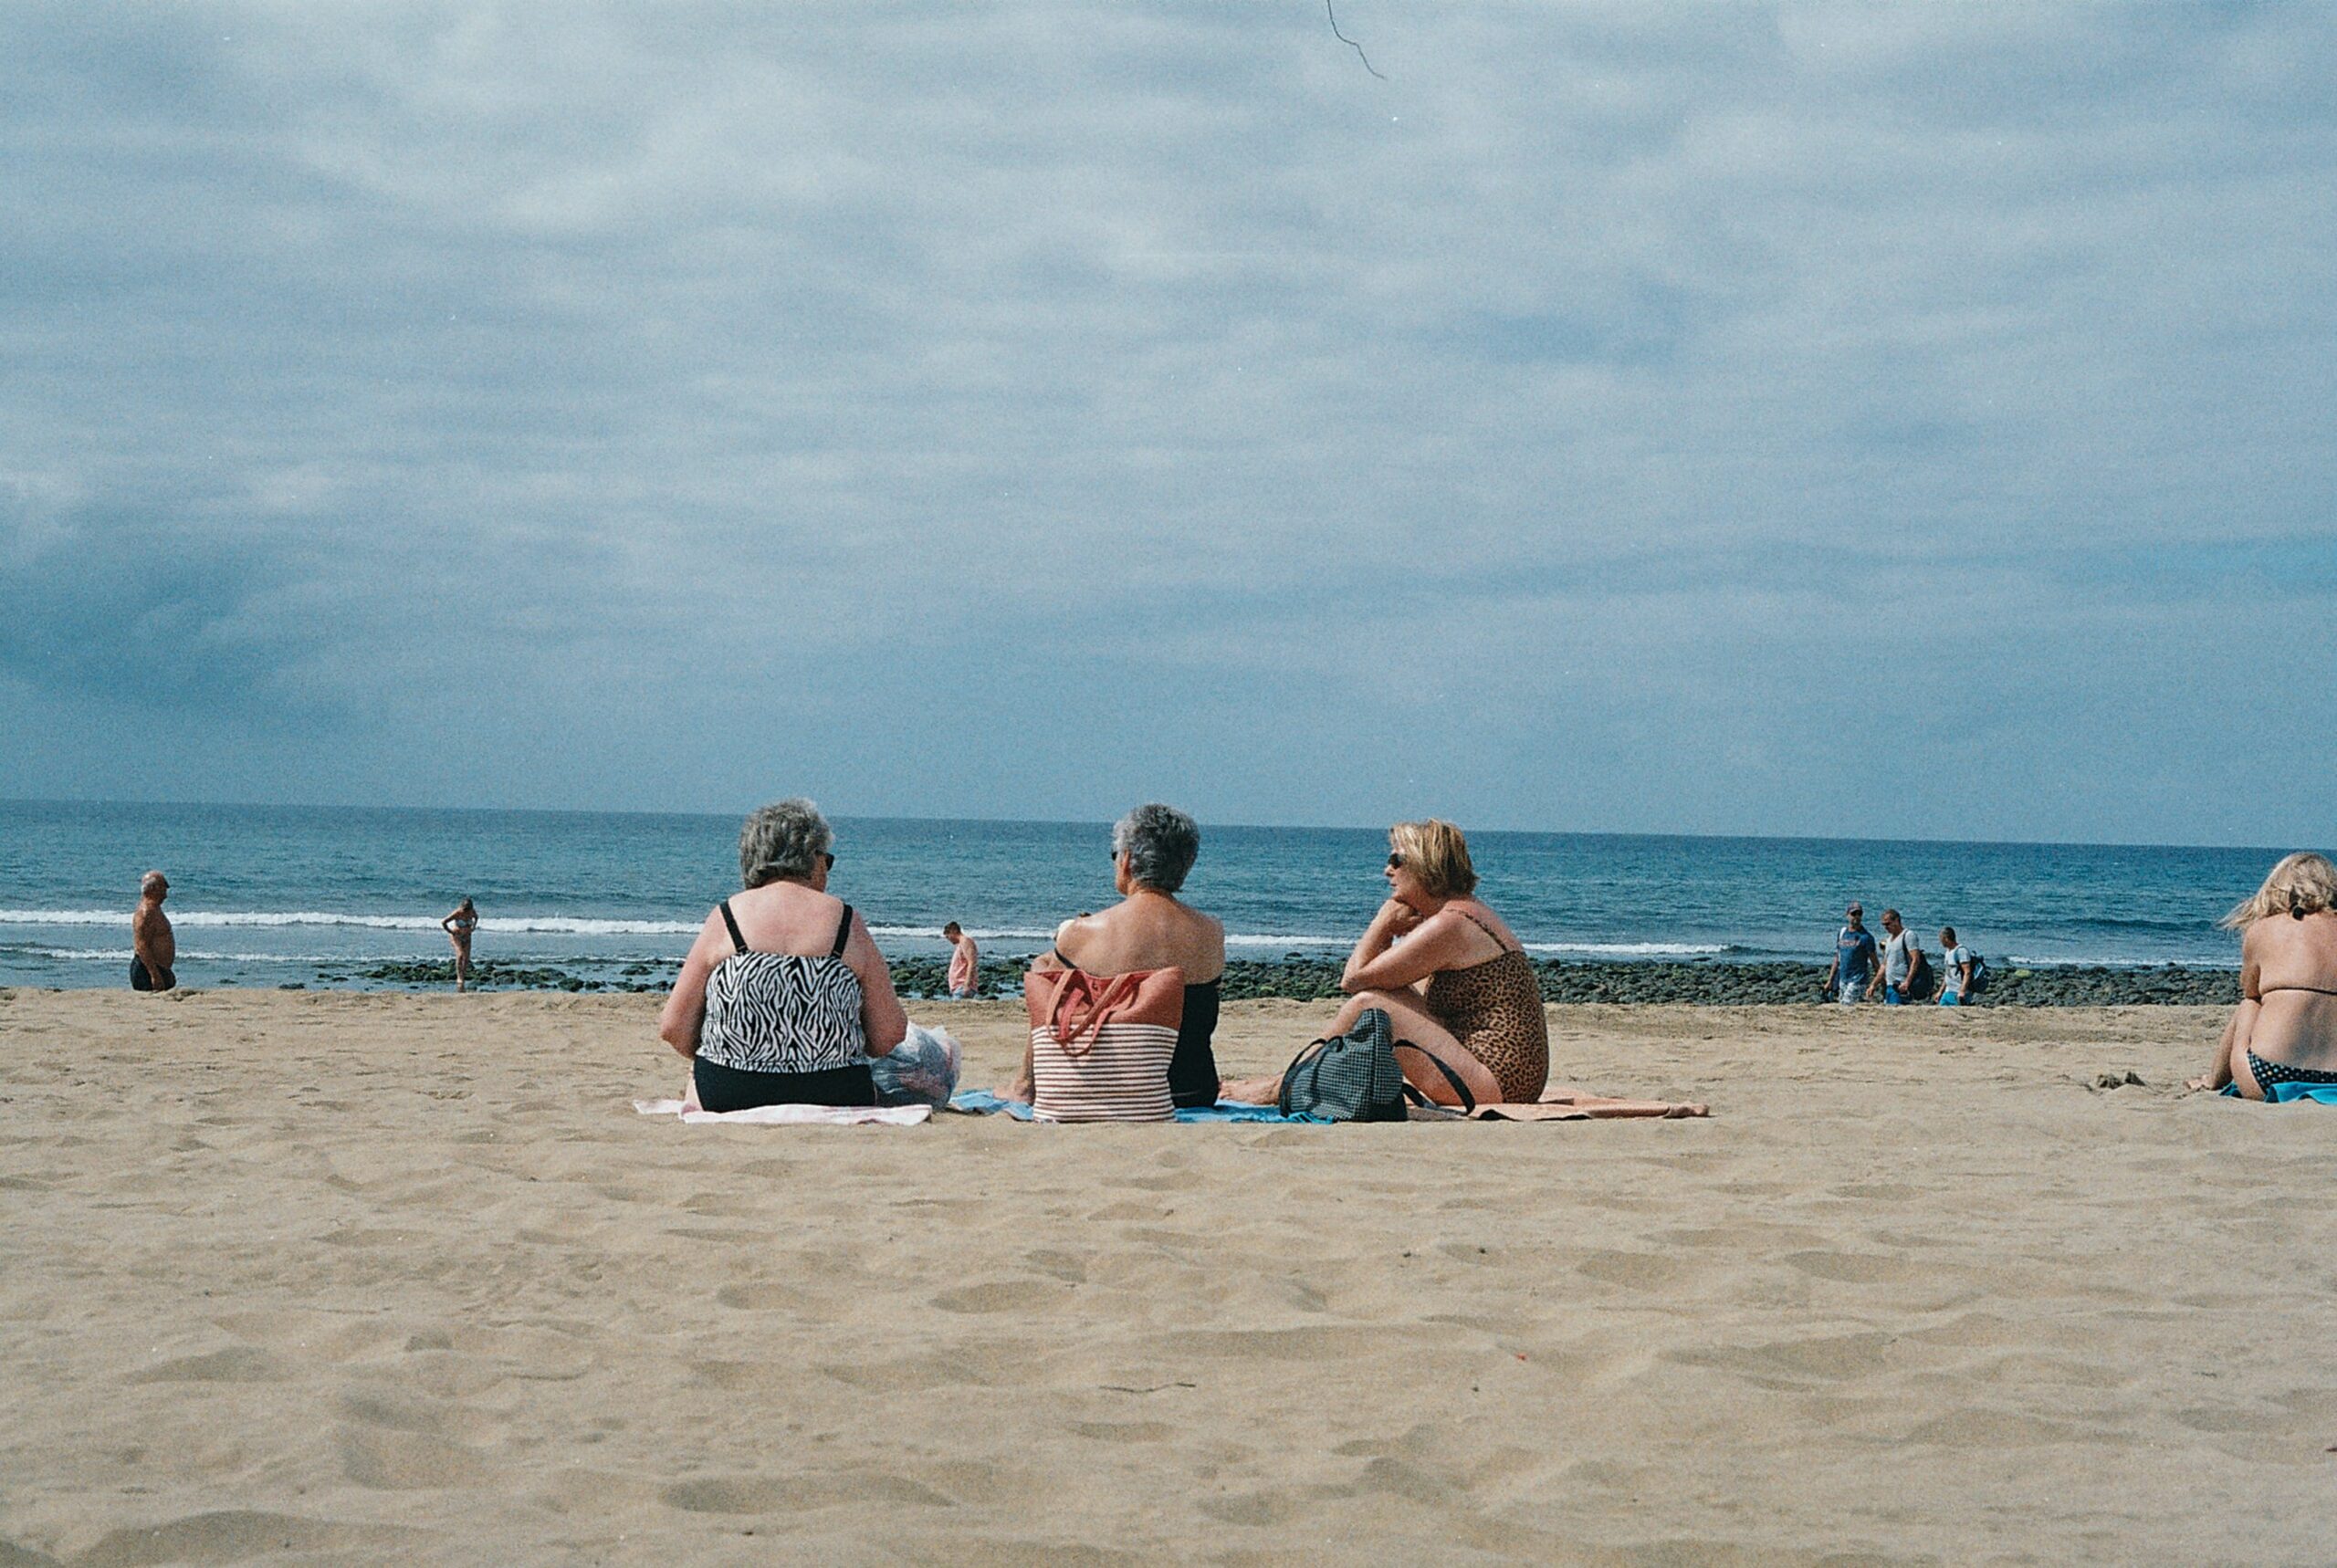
(2, 3, 2332, 844)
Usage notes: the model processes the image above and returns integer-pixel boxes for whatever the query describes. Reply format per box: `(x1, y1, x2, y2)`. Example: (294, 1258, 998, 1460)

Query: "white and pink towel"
(633, 1099, 932, 1127)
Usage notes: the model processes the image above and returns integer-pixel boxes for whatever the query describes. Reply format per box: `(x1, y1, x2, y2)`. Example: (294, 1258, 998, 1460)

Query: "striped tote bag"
(1025, 965, 1185, 1123)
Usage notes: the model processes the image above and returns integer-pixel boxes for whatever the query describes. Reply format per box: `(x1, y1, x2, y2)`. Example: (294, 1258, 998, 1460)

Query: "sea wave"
(868, 926, 1357, 947)
(1524, 941, 1733, 957)
(1996, 953, 2233, 970)
(0, 946, 375, 965)
(0, 908, 699, 936)
(867, 925, 1064, 943)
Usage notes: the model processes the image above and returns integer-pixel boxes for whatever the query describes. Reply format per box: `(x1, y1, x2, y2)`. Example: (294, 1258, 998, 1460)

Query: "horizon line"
(0, 794, 2298, 860)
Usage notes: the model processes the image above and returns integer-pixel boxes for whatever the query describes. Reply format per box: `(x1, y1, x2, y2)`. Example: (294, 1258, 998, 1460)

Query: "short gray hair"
(739, 799, 833, 888)
(1113, 803, 1200, 894)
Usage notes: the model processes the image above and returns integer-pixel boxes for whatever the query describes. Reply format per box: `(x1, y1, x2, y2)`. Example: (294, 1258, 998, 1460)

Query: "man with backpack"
(1938, 925, 1987, 1005)
(1866, 908, 1932, 1003)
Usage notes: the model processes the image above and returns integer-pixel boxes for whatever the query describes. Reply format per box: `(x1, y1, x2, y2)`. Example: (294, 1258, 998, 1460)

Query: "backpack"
(1278, 1008, 1409, 1122)
(1964, 953, 1989, 997)
(1902, 948, 1935, 1001)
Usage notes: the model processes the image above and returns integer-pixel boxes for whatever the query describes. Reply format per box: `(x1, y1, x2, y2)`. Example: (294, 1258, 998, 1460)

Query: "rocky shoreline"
(319, 954, 2238, 1007)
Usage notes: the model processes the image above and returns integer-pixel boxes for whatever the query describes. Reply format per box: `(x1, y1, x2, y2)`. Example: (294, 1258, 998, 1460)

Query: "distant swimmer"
(442, 898, 478, 992)
(131, 871, 176, 992)
(943, 920, 980, 998)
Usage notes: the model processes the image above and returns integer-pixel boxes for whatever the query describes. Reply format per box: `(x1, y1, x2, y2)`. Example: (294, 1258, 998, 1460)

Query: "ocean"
(0, 800, 2278, 991)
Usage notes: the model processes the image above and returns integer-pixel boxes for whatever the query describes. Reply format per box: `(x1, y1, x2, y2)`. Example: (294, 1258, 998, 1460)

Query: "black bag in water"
(1278, 1007, 1409, 1122)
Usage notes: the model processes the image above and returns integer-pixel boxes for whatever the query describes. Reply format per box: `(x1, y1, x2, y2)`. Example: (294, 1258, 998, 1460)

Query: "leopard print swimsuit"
(1423, 911, 1549, 1103)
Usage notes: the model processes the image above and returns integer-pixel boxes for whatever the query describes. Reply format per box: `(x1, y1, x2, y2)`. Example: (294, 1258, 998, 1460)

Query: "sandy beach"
(2, 988, 2328, 1564)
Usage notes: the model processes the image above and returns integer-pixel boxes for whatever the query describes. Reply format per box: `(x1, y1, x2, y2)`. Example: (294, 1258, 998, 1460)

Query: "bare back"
(2243, 911, 2337, 1071)
(1053, 892, 1224, 982)
(1430, 898, 1522, 967)
(659, 879, 908, 1060)
(133, 900, 175, 972)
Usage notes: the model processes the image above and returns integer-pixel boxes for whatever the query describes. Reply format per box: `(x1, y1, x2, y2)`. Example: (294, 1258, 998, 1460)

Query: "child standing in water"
(442, 898, 478, 992)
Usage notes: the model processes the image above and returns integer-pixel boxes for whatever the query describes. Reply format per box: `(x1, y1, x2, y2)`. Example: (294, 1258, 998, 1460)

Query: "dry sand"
(1, 988, 2329, 1565)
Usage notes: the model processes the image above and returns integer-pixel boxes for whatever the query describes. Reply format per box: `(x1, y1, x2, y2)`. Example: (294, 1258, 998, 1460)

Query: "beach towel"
(948, 1090, 1329, 1124)
(1408, 1091, 1708, 1121)
(634, 1099, 933, 1126)
(2218, 1082, 2337, 1106)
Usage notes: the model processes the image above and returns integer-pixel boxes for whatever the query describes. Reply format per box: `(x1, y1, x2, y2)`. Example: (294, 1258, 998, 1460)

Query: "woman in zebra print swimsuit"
(660, 799, 909, 1111)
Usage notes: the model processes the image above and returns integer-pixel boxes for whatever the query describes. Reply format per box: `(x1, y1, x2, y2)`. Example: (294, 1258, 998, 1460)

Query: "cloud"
(0, 3, 2332, 840)
(0, 488, 321, 712)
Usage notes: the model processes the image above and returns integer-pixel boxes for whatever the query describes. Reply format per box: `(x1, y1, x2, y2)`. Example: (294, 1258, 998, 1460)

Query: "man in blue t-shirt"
(1822, 903, 1880, 1004)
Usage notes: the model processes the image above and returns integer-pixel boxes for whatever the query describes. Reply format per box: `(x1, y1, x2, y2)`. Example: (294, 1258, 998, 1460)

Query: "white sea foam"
(0, 908, 697, 936)
(3, 947, 369, 964)
(871, 928, 1364, 949)
(0, 908, 1734, 958)
(867, 926, 1064, 943)
(1996, 954, 2219, 970)
(1525, 941, 1731, 957)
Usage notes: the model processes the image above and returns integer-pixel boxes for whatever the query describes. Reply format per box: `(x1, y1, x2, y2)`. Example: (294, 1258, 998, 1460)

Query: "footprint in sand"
(716, 1281, 809, 1312)
(70, 1511, 400, 1567)
(126, 1345, 287, 1385)
(1069, 1419, 1174, 1443)
(1781, 1249, 1933, 1285)
(1151, 1324, 1383, 1363)
(338, 1427, 493, 1491)
(929, 1279, 1070, 1314)
(1901, 1408, 2080, 1446)
(1023, 1249, 1087, 1283)
(1670, 1330, 1900, 1385)
(663, 1473, 954, 1514)
(1574, 1249, 1694, 1291)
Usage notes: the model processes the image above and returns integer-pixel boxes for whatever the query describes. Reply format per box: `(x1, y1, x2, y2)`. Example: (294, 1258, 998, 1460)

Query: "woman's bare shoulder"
(1441, 900, 1519, 948)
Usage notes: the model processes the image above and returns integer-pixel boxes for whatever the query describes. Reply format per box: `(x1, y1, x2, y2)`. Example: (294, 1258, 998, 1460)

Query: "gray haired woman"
(659, 799, 908, 1110)
(1002, 803, 1227, 1108)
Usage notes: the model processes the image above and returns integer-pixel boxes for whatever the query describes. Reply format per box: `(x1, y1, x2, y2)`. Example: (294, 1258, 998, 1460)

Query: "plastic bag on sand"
(867, 1021, 961, 1107)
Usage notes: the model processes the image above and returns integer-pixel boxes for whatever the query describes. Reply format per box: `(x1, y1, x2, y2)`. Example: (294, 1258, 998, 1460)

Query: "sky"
(2, 2, 2332, 845)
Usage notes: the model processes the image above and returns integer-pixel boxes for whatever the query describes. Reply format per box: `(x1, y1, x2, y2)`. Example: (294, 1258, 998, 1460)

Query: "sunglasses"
(823, 852, 837, 869)
(1386, 852, 1405, 870)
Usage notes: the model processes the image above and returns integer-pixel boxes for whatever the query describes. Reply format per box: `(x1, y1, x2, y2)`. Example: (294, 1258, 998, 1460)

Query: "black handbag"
(1277, 1008, 1410, 1122)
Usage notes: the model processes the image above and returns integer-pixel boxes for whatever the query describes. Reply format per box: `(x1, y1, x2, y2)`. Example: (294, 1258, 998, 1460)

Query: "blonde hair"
(2223, 852, 2337, 929)
(1389, 819, 1478, 900)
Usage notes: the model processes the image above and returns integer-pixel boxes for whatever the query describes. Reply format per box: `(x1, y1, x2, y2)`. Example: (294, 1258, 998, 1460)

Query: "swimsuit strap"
(831, 903, 855, 958)
(1452, 904, 1520, 955)
(718, 899, 749, 955)
(2258, 983, 2337, 997)
(1051, 944, 1075, 969)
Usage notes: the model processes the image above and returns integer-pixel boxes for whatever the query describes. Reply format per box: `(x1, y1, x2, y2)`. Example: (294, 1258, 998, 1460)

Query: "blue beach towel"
(2218, 1082, 2337, 1106)
(948, 1089, 1328, 1124)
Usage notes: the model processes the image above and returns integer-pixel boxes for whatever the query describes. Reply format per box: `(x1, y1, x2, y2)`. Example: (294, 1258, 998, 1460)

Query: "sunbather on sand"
(1001, 804, 1226, 1108)
(2188, 852, 2337, 1097)
(661, 800, 907, 1111)
(1222, 820, 1702, 1116)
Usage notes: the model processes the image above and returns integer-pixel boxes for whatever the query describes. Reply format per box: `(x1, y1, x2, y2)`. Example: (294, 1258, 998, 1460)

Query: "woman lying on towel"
(2188, 852, 2337, 1098)
(1222, 820, 1700, 1116)
(660, 798, 908, 1112)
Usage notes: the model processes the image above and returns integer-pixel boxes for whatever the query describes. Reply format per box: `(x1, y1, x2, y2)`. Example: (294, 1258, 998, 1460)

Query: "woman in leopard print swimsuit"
(1221, 819, 1547, 1108)
(1422, 925, 1549, 1104)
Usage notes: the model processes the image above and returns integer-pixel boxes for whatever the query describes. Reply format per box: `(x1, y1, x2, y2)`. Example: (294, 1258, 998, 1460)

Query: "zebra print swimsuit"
(697, 901, 868, 1077)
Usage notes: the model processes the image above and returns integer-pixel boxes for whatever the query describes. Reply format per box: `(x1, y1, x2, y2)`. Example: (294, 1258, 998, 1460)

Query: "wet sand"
(1, 988, 2327, 1565)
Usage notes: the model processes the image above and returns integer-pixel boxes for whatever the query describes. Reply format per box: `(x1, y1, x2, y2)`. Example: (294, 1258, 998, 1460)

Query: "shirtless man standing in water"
(131, 871, 176, 992)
